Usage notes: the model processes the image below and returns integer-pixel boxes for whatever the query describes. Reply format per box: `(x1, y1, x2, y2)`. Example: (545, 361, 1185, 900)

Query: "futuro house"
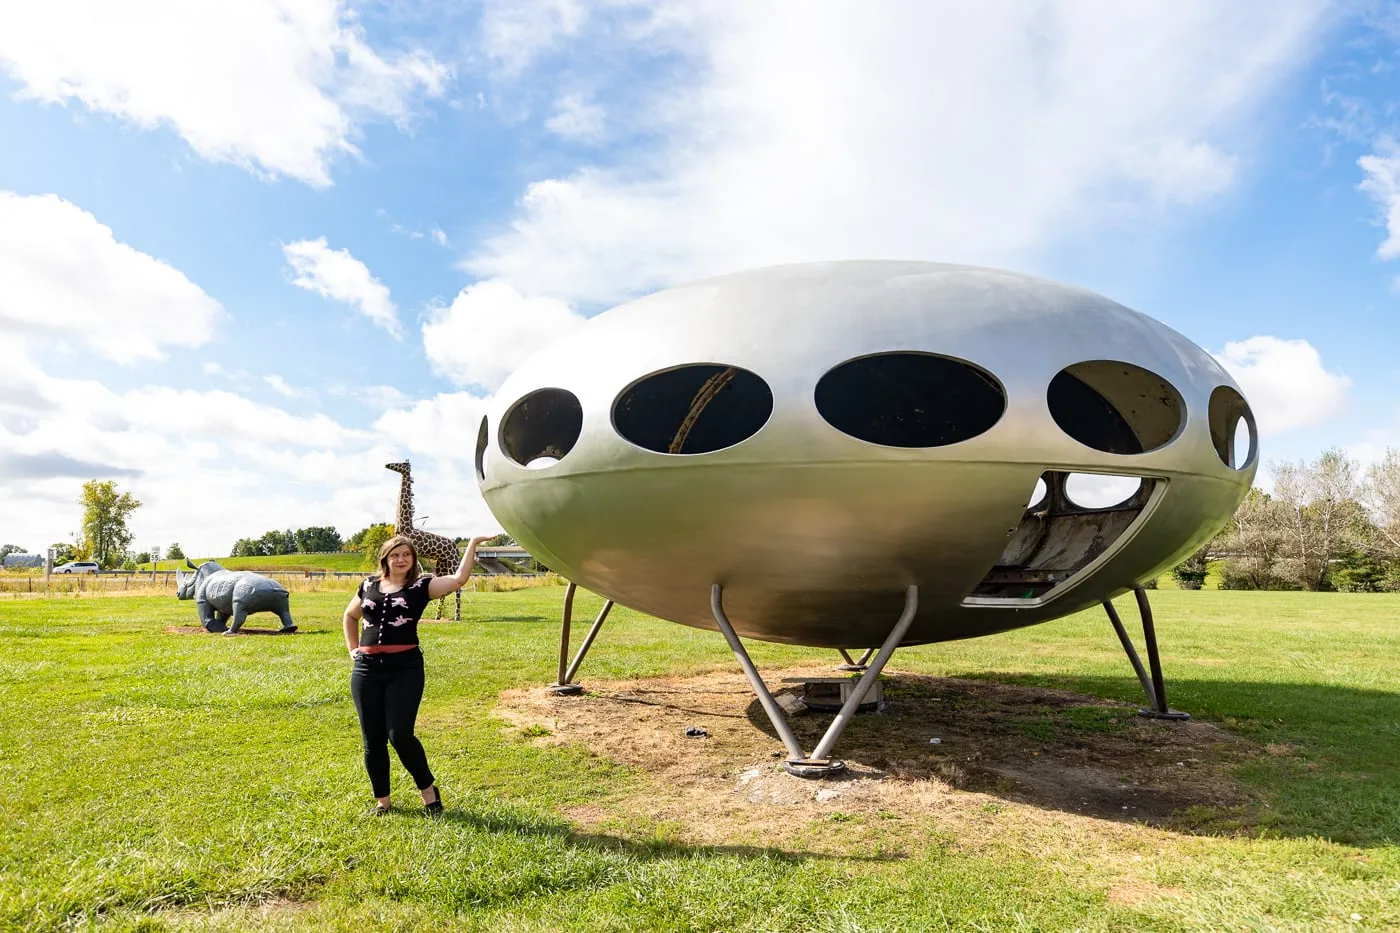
(476, 261, 1256, 775)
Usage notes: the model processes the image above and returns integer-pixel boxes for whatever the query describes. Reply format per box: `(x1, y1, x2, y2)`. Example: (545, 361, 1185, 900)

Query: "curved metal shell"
(478, 262, 1255, 648)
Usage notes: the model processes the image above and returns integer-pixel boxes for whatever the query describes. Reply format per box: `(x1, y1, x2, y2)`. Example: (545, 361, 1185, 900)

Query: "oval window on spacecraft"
(1208, 385, 1256, 470)
(612, 363, 774, 454)
(500, 388, 583, 468)
(815, 351, 1006, 448)
(1047, 360, 1183, 454)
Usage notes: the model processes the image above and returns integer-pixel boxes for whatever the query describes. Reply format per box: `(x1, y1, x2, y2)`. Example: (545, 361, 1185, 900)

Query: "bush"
(1170, 547, 1210, 590)
(1330, 551, 1397, 593)
(1218, 561, 1295, 591)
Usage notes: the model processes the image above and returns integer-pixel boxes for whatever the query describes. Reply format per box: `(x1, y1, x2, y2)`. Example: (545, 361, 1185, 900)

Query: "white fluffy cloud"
(0, 351, 502, 554)
(0, 0, 448, 187)
(464, 1, 1331, 306)
(264, 374, 311, 399)
(421, 279, 586, 390)
(0, 191, 222, 363)
(1358, 136, 1400, 265)
(375, 391, 491, 463)
(546, 93, 605, 141)
(480, 0, 588, 78)
(1213, 336, 1351, 436)
(283, 237, 401, 338)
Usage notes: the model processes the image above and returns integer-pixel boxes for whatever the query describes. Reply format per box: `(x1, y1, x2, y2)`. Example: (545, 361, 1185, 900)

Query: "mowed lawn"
(0, 588, 1396, 931)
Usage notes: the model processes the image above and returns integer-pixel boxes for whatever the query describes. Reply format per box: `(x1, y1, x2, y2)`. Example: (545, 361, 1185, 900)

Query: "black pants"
(350, 649, 435, 798)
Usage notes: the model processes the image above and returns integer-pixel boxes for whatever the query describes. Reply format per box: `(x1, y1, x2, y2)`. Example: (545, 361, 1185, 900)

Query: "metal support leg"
(836, 647, 876, 672)
(548, 582, 614, 696)
(709, 585, 807, 762)
(1103, 598, 1157, 707)
(711, 584, 920, 778)
(548, 583, 582, 695)
(1104, 587, 1189, 720)
(563, 600, 613, 684)
(809, 588, 918, 763)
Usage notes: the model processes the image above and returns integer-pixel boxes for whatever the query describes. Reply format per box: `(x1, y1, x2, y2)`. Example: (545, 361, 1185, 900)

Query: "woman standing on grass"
(343, 533, 491, 816)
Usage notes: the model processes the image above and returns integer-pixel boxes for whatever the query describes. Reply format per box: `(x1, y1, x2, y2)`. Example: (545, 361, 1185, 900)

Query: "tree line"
(1171, 447, 1400, 592)
(230, 526, 344, 557)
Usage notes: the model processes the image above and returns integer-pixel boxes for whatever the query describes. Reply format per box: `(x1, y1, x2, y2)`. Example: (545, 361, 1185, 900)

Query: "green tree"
(1169, 545, 1210, 590)
(1271, 449, 1365, 591)
(231, 537, 266, 558)
(359, 524, 395, 569)
(294, 525, 342, 553)
(80, 480, 141, 569)
(1360, 447, 1400, 561)
(167, 543, 185, 560)
(1217, 488, 1288, 590)
(1331, 548, 1389, 592)
(0, 544, 26, 561)
(256, 529, 296, 555)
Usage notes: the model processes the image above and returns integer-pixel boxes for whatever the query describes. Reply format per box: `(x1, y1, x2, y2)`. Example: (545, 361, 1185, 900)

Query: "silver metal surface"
(478, 262, 1255, 648)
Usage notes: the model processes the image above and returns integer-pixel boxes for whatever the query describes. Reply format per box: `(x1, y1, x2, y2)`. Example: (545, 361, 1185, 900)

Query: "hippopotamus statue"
(176, 559, 298, 635)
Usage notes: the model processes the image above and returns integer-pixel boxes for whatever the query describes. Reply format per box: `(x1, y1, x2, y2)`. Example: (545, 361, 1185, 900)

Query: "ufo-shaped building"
(476, 261, 1256, 773)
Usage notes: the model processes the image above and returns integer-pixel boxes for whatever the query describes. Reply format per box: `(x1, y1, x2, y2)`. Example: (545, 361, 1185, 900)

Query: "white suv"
(53, 561, 100, 574)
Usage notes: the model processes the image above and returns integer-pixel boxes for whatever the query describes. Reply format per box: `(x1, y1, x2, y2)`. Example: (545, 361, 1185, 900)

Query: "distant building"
(2, 554, 43, 569)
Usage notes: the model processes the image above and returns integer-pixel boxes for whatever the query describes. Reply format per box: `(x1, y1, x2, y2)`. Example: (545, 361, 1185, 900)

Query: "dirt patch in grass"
(497, 666, 1260, 846)
(159, 896, 310, 930)
(163, 625, 297, 636)
(1106, 878, 1188, 907)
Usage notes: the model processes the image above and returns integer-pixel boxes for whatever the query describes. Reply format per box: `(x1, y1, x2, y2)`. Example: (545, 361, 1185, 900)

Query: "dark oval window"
(1209, 385, 1256, 470)
(1047, 360, 1183, 454)
(815, 352, 1005, 448)
(474, 415, 489, 481)
(501, 388, 583, 468)
(612, 363, 773, 454)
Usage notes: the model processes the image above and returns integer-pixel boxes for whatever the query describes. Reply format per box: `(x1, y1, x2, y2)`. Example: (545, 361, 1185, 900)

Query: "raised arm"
(427, 536, 494, 599)
(343, 592, 363, 658)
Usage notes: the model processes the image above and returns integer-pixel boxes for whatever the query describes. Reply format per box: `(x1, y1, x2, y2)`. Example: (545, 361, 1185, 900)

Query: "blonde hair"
(375, 535, 422, 583)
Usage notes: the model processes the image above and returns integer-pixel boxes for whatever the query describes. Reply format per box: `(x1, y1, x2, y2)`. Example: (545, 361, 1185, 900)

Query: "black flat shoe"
(368, 803, 392, 817)
(424, 786, 443, 817)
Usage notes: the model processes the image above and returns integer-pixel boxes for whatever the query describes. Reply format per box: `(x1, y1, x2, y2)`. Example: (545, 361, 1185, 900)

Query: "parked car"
(53, 561, 100, 574)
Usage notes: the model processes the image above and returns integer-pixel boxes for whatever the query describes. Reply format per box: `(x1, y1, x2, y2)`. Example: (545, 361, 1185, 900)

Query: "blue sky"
(1, 0, 1398, 556)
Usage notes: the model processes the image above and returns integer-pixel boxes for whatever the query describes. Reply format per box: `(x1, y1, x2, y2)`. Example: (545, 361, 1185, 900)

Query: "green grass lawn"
(0, 590, 1396, 931)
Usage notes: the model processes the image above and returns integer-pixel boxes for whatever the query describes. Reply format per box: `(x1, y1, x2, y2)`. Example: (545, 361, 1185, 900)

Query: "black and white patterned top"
(357, 576, 433, 647)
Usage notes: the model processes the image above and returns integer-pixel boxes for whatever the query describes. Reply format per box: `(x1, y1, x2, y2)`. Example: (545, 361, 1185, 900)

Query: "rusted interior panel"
(969, 471, 1156, 599)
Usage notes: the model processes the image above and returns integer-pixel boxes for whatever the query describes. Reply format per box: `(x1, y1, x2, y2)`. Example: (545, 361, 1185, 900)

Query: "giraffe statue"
(385, 460, 463, 621)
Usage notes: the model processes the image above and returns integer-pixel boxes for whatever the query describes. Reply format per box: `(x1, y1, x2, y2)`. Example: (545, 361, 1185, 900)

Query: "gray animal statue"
(175, 559, 298, 635)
